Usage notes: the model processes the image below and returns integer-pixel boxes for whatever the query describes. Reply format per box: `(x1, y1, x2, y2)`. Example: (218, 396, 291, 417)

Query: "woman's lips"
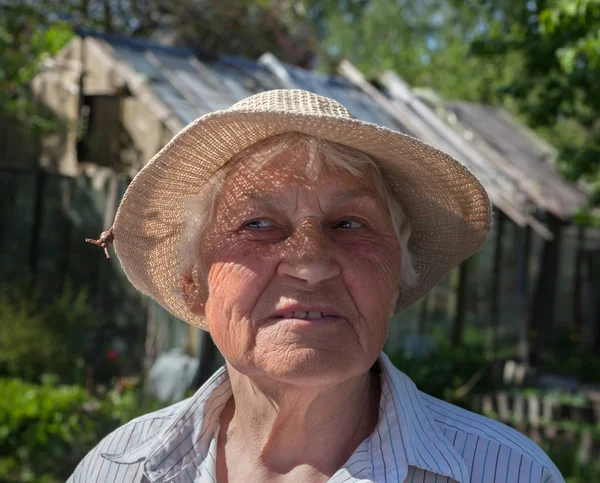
(276, 311, 337, 320)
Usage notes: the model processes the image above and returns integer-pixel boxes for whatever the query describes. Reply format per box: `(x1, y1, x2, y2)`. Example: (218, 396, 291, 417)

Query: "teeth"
(279, 311, 330, 319)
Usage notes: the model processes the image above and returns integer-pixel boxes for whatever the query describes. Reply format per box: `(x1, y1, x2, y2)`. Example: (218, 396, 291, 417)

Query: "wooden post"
(573, 224, 585, 331)
(78, 35, 86, 124)
(490, 210, 506, 355)
(143, 300, 157, 374)
(94, 173, 119, 309)
(516, 224, 531, 363)
(29, 169, 46, 277)
(590, 254, 600, 354)
(530, 214, 563, 358)
(103, 0, 113, 33)
(452, 259, 471, 346)
(103, 173, 119, 228)
(59, 176, 74, 292)
(417, 293, 429, 335)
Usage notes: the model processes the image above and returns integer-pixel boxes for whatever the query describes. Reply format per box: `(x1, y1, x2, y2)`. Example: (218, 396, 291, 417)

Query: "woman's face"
(185, 154, 403, 386)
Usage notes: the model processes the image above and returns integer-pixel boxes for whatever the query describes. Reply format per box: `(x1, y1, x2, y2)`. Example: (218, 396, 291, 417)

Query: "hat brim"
(113, 108, 491, 330)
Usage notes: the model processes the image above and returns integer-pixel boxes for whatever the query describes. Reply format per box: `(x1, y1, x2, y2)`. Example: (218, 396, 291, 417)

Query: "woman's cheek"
(206, 243, 278, 316)
(341, 236, 400, 272)
(342, 252, 400, 305)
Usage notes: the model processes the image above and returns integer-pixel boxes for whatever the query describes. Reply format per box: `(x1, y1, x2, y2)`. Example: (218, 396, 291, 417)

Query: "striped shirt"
(68, 352, 564, 482)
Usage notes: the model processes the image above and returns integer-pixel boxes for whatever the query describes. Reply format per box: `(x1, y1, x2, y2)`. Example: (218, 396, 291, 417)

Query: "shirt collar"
(102, 366, 231, 481)
(104, 353, 469, 483)
(377, 352, 469, 483)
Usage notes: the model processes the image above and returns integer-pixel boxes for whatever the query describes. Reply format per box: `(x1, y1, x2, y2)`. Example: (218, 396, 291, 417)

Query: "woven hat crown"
(229, 89, 356, 120)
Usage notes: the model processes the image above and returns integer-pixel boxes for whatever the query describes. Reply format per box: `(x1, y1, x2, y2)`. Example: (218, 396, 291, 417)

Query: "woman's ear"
(181, 273, 206, 317)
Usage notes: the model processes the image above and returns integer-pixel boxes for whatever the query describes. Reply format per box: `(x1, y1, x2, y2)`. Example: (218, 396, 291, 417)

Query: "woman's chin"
(252, 347, 367, 387)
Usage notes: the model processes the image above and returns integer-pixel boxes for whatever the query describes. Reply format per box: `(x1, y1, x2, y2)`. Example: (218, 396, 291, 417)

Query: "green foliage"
(0, 377, 165, 483)
(0, 282, 97, 384)
(6, 1, 314, 66)
(543, 439, 600, 483)
(169, 0, 315, 65)
(0, 4, 73, 136)
(470, 0, 600, 201)
(387, 328, 496, 403)
(538, 326, 600, 384)
(311, 0, 523, 103)
(0, 377, 102, 482)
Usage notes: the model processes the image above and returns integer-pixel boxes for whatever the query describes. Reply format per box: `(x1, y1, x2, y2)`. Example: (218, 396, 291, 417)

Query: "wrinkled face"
(185, 154, 402, 386)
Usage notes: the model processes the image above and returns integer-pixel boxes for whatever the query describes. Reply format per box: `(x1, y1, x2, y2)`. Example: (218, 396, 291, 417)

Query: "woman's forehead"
(224, 152, 379, 191)
(216, 166, 384, 216)
(244, 187, 381, 209)
(210, 141, 391, 218)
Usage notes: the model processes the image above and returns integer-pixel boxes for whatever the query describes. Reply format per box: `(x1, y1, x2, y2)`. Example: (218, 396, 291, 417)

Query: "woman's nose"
(277, 220, 341, 286)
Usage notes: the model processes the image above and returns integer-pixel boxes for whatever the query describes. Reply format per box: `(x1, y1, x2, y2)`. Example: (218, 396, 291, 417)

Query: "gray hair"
(179, 132, 417, 294)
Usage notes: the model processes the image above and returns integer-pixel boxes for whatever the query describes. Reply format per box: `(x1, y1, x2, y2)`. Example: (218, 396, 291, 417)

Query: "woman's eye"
(334, 219, 364, 229)
(243, 219, 273, 229)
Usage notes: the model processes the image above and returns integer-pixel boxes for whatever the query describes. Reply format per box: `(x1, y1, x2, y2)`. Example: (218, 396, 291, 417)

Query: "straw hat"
(110, 89, 491, 330)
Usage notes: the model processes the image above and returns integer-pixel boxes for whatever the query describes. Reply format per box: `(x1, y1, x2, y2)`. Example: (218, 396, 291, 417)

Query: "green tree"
(308, 0, 523, 103)
(161, 0, 316, 66)
(0, 4, 73, 135)
(34, 0, 316, 65)
(470, 0, 600, 201)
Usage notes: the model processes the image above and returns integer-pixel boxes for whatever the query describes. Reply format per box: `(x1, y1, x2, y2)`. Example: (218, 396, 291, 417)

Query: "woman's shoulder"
(67, 397, 191, 483)
(419, 392, 564, 482)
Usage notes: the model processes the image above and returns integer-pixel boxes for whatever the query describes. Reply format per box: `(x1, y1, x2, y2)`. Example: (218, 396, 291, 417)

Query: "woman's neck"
(217, 364, 381, 482)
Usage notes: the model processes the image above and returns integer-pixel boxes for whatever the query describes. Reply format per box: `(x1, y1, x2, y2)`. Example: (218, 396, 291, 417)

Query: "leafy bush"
(538, 326, 600, 384)
(0, 282, 98, 384)
(0, 376, 165, 483)
(542, 437, 600, 483)
(387, 327, 498, 403)
(0, 377, 103, 482)
(0, 281, 162, 481)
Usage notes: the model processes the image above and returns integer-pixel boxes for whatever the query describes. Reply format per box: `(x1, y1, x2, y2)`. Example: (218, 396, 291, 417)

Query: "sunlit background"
(1, 1, 599, 481)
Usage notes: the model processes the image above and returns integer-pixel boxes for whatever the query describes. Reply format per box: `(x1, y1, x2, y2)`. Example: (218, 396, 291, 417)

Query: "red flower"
(107, 349, 119, 362)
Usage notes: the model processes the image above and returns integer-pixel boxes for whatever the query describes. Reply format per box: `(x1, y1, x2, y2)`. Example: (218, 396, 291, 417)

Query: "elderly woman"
(72, 90, 562, 483)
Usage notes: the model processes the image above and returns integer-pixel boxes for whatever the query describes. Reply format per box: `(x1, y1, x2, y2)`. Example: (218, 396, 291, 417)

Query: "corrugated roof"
(93, 32, 414, 141)
(84, 32, 585, 230)
(89, 32, 285, 125)
(269, 62, 409, 131)
(445, 101, 588, 219)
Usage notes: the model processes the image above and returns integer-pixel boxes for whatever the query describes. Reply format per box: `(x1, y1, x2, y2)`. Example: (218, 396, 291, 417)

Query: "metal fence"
(386, 211, 600, 357)
(0, 166, 196, 376)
